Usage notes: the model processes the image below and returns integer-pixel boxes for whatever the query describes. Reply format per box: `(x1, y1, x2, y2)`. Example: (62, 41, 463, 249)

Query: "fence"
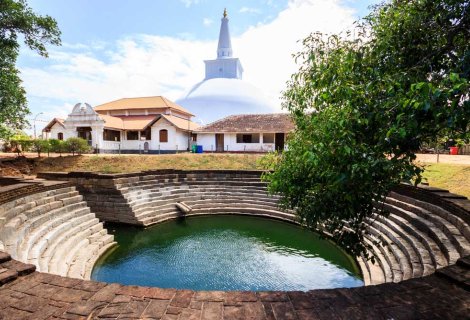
(459, 145, 470, 155)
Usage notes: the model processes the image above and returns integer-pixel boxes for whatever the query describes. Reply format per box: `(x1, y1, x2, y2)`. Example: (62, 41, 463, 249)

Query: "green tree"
(65, 137, 90, 156)
(31, 139, 50, 157)
(0, 0, 61, 139)
(263, 0, 470, 257)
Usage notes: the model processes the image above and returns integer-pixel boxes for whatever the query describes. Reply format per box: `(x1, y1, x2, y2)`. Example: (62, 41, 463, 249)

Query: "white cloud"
(37, 103, 72, 123)
(21, 36, 211, 107)
(203, 18, 213, 27)
(239, 7, 261, 14)
(180, 0, 201, 8)
(22, 0, 356, 122)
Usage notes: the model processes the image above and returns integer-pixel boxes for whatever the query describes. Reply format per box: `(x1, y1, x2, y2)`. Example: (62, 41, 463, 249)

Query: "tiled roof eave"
(194, 129, 294, 133)
(42, 118, 65, 132)
(195, 113, 295, 133)
(103, 126, 124, 131)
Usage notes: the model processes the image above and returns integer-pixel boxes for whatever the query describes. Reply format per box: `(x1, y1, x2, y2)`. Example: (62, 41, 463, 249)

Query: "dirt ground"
(2, 152, 469, 162)
(0, 152, 265, 177)
(1, 152, 469, 178)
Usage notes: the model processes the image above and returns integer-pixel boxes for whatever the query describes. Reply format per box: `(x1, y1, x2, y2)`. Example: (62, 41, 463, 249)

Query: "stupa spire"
(217, 9, 233, 59)
(204, 9, 243, 80)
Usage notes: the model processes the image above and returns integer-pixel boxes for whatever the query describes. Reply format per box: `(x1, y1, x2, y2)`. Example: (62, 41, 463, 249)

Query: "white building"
(43, 96, 199, 153)
(176, 9, 277, 124)
(195, 113, 294, 152)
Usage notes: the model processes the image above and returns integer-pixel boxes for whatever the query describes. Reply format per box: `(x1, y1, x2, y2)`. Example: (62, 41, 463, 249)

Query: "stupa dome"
(176, 78, 276, 124)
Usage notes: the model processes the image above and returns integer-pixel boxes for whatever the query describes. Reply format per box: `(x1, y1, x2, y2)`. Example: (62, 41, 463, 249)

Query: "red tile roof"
(94, 96, 194, 116)
(195, 114, 294, 133)
(42, 118, 65, 132)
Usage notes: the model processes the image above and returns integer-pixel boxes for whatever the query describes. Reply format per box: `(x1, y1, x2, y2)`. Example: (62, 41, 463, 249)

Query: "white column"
(91, 125, 104, 149)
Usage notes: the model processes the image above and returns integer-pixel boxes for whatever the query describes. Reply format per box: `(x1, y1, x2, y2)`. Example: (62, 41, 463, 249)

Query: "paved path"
(416, 154, 470, 165)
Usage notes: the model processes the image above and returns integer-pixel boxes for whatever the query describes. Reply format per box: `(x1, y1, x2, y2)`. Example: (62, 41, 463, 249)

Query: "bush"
(49, 139, 66, 155)
(256, 152, 281, 171)
(31, 139, 51, 157)
(9, 139, 33, 156)
(4, 131, 32, 154)
(65, 137, 91, 155)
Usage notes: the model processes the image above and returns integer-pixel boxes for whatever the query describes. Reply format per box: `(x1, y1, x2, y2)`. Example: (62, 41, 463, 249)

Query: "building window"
(57, 132, 64, 140)
(77, 127, 92, 141)
(191, 133, 197, 142)
(263, 133, 274, 144)
(159, 129, 168, 143)
(140, 129, 151, 140)
(236, 133, 260, 143)
(127, 131, 139, 140)
(104, 129, 121, 141)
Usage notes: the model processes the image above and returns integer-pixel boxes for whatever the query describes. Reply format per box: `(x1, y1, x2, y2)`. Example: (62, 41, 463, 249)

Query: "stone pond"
(0, 170, 468, 319)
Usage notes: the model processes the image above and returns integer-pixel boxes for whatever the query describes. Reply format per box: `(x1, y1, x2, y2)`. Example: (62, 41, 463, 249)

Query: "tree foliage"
(0, 0, 61, 138)
(263, 0, 470, 257)
(64, 138, 91, 155)
(30, 138, 50, 157)
(8, 137, 90, 156)
(49, 138, 65, 155)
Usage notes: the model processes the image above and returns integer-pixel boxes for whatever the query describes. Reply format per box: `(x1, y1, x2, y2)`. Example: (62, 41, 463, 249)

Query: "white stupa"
(176, 9, 276, 124)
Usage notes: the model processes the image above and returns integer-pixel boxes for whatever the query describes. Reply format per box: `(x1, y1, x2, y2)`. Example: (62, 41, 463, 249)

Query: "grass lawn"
(420, 163, 470, 198)
(32, 153, 265, 174)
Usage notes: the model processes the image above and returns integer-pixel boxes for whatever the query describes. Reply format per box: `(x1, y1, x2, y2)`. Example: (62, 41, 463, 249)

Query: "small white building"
(194, 113, 294, 152)
(43, 96, 199, 153)
(43, 118, 66, 141)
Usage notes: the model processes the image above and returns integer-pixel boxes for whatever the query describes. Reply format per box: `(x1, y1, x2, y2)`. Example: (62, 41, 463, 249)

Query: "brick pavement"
(0, 252, 468, 320)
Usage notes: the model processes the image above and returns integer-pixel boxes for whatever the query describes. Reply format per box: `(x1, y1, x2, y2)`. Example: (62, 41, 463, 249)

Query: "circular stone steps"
(383, 202, 461, 264)
(16, 170, 470, 289)
(122, 185, 281, 215)
(365, 223, 412, 281)
(37, 213, 99, 271)
(358, 189, 470, 285)
(0, 184, 116, 280)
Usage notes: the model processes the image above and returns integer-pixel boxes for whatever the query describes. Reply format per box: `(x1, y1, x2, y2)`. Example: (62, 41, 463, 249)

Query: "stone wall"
(37, 170, 270, 226)
(38, 172, 138, 225)
(0, 177, 70, 205)
(395, 183, 470, 225)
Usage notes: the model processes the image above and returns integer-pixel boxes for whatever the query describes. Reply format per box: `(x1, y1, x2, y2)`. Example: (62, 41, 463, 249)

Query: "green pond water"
(92, 215, 363, 291)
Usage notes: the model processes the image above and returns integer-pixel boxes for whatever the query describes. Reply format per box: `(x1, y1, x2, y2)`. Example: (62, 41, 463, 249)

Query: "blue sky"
(18, 0, 379, 130)
(27, 1, 287, 43)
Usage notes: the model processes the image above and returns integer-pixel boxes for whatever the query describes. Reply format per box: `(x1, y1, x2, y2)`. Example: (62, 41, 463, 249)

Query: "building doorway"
(275, 133, 285, 151)
(144, 142, 149, 153)
(77, 127, 92, 145)
(215, 134, 224, 152)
